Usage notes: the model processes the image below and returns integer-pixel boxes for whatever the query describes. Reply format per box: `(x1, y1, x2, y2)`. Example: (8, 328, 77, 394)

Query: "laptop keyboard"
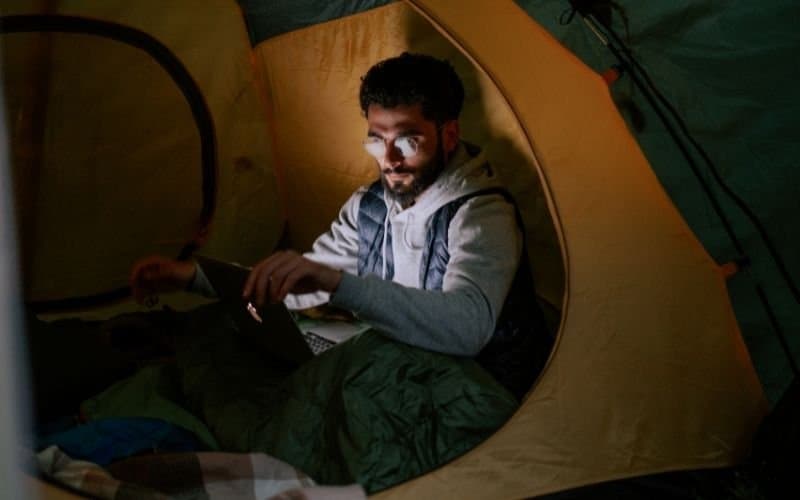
(301, 331, 336, 355)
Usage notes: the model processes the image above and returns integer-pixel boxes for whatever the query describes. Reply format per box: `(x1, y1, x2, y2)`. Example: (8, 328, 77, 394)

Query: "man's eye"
(395, 137, 418, 158)
(363, 137, 385, 157)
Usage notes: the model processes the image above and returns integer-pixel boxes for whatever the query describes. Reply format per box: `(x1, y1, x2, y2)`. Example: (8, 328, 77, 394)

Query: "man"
(131, 52, 547, 398)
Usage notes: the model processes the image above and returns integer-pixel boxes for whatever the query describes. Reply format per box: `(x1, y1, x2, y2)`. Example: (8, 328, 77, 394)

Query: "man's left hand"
(242, 250, 342, 307)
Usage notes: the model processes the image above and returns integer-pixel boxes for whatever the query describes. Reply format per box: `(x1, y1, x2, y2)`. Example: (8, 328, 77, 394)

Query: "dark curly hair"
(359, 52, 464, 125)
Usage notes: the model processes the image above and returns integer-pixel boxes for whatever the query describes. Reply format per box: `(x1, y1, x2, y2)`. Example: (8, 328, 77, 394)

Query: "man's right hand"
(129, 256, 197, 304)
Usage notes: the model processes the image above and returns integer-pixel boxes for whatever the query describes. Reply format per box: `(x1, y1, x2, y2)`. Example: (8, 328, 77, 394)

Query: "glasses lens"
(363, 137, 385, 158)
(395, 136, 418, 158)
(363, 136, 418, 159)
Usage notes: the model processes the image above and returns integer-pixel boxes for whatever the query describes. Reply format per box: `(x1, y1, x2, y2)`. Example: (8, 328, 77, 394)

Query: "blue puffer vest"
(357, 179, 552, 399)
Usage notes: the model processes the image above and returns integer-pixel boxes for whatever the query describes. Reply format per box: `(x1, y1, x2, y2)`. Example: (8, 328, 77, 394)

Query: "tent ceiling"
(238, 0, 394, 44)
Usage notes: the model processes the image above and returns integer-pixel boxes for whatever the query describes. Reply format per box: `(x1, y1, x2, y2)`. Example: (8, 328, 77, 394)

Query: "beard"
(381, 137, 446, 208)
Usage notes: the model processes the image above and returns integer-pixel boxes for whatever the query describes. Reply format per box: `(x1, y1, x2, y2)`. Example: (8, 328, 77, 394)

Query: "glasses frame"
(362, 134, 421, 159)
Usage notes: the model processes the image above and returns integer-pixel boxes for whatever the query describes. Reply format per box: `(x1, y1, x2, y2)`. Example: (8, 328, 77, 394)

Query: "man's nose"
(381, 141, 403, 166)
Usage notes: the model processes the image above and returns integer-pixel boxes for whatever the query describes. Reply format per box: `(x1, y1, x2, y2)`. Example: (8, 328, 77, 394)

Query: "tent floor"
(539, 466, 770, 500)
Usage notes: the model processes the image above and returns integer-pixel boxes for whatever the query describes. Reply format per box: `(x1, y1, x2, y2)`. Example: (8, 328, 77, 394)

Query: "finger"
(129, 262, 142, 286)
(131, 257, 164, 290)
(242, 250, 299, 306)
(130, 259, 152, 288)
(133, 275, 154, 304)
(243, 251, 288, 299)
(244, 261, 268, 306)
(252, 253, 291, 306)
(270, 256, 305, 303)
(242, 260, 264, 299)
(130, 263, 155, 302)
(253, 264, 272, 307)
(243, 259, 272, 303)
(261, 252, 300, 304)
(278, 262, 313, 301)
(142, 263, 159, 282)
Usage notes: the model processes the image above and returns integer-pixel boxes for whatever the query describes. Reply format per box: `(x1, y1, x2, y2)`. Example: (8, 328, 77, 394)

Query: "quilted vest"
(357, 179, 551, 399)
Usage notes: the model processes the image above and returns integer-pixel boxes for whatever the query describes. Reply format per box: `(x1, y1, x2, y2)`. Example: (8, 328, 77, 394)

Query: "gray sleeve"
(330, 195, 521, 356)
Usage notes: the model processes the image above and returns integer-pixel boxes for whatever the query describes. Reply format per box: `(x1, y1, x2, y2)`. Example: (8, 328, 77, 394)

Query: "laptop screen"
(192, 254, 316, 365)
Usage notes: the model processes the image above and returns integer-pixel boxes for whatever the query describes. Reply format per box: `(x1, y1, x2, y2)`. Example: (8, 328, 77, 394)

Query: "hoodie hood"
(375, 140, 507, 286)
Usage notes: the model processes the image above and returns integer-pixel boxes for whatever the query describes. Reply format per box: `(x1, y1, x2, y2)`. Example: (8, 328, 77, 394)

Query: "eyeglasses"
(363, 135, 420, 159)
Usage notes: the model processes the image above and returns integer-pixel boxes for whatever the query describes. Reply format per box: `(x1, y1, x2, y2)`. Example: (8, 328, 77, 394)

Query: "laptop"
(193, 254, 336, 366)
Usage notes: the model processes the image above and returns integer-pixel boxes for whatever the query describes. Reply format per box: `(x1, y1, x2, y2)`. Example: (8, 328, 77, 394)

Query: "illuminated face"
(363, 103, 458, 207)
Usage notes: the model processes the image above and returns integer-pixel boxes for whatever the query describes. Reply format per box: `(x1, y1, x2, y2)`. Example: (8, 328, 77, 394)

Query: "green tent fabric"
(512, 0, 800, 402)
(238, 0, 394, 43)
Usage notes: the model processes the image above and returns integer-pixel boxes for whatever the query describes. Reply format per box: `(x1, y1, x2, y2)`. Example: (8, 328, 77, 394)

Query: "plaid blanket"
(37, 446, 365, 499)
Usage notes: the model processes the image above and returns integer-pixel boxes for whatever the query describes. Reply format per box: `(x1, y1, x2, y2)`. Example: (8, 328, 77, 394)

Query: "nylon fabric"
(172, 302, 518, 493)
(357, 181, 394, 280)
(515, 0, 800, 402)
(81, 365, 220, 451)
(2, 0, 284, 303)
(238, 0, 396, 45)
(417, 185, 550, 398)
(2, 31, 202, 301)
(36, 417, 205, 466)
(419, 181, 496, 291)
(356, 178, 550, 397)
(418, 142, 488, 290)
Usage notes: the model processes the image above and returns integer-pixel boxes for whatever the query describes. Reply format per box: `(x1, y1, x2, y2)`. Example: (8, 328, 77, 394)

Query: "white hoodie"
(285, 142, 522, 357)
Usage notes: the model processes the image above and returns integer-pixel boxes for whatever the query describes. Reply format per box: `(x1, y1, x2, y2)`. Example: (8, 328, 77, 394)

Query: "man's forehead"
(366, 103, 432, 131)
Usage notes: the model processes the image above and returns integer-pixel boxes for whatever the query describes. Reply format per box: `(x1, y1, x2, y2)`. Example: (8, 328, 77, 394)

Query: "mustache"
(382, 166, 413, 175)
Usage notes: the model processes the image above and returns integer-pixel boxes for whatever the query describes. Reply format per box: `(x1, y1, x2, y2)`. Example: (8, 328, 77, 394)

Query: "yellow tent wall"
(2, 0, 284, 303)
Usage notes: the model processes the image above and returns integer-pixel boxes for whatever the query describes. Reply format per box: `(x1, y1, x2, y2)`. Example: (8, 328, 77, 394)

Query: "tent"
(1, 0, 795, 497)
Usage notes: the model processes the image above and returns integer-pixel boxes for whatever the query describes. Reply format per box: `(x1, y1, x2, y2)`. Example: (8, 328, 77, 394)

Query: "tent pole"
(0, 52, 31, 500)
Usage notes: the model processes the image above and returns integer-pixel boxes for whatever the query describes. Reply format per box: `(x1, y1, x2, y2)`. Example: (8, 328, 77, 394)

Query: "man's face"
(364, 103, 458, 207)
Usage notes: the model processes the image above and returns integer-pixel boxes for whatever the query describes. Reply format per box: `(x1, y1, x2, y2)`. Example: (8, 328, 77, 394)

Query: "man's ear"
(442, 120, 460, 156)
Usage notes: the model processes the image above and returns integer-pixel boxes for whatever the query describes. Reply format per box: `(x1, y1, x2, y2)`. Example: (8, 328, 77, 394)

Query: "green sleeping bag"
(87, 302, 519, 493)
